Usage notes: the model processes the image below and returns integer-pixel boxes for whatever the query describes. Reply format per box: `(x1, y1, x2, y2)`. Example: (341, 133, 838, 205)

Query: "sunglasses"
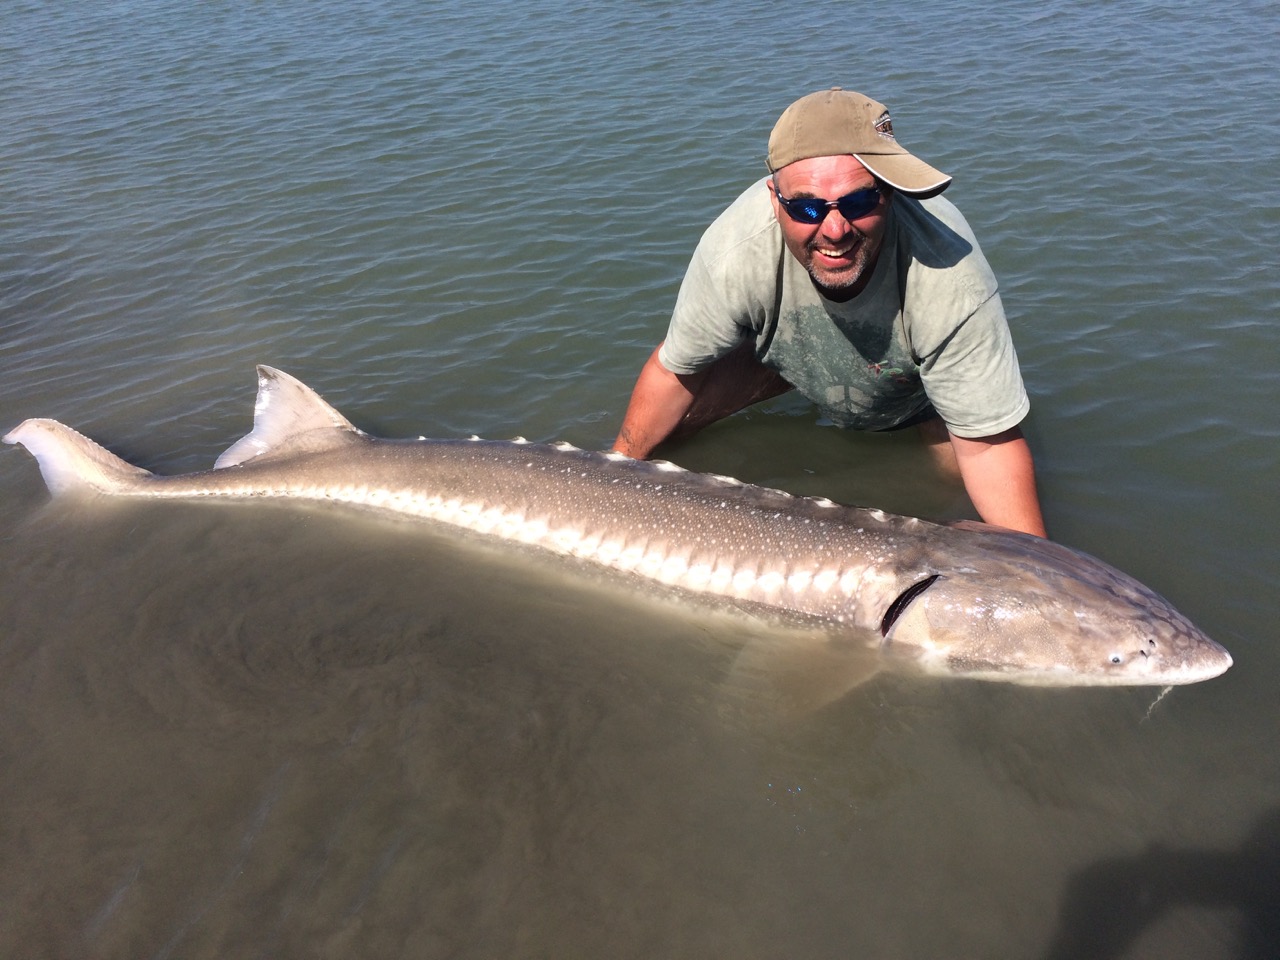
(772, 183, 882, 225)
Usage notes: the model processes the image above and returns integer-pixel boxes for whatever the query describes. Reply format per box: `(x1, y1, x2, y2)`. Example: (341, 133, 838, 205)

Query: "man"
(612, 87, 1046, 538)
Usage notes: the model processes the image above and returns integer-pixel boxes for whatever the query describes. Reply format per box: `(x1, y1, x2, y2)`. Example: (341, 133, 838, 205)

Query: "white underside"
(150, 480, 876, 613)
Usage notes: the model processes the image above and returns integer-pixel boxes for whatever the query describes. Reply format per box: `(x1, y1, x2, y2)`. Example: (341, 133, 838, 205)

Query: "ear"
(766, 178, 783, 220)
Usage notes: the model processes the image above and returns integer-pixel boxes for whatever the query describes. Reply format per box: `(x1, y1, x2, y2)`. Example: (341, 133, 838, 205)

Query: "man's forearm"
(612, 345, 704, 459)
(950, 427, 1048, 538)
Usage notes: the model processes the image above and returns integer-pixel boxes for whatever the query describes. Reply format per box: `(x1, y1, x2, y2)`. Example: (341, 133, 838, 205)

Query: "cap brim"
(855, 153, 952, 199)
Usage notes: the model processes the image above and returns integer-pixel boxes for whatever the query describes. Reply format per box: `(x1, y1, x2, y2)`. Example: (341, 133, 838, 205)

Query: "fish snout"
(1088, 598, 1232, 684)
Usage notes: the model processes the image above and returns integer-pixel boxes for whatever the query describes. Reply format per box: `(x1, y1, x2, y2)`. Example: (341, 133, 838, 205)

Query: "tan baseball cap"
(767, 88, 952, 198)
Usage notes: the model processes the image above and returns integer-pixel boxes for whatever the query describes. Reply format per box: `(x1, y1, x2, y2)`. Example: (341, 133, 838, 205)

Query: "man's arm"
(612, 344, 707, 459)
(949, 426, 1047, 538)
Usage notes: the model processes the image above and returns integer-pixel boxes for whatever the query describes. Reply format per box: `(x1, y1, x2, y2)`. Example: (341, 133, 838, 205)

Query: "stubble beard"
(806, 231, 875, 301)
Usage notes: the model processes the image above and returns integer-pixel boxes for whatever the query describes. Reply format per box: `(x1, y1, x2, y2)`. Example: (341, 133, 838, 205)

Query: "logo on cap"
(874, 111, 896, 142)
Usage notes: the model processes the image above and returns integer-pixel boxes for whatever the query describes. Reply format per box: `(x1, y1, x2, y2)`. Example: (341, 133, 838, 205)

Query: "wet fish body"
(4, 366, 1231, 687)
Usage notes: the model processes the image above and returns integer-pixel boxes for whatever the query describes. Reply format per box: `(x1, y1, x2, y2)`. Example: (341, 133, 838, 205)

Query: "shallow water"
(2, 1, 1278, 957)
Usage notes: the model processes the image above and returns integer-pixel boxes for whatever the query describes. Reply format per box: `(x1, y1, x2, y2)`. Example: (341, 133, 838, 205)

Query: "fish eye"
(1109, 654, 1123, 664)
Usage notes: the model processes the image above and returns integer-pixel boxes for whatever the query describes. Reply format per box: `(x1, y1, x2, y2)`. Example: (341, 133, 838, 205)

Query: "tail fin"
(3, 419, 152, 496)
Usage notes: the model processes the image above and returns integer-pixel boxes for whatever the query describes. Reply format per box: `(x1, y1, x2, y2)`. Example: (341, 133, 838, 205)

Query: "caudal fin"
(3, 419, 152, 496)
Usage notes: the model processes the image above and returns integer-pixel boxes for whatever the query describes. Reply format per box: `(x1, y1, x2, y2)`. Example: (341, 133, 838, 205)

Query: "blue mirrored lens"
(793, 200, 825, 222)
(777, 186, 880, 224)
(835, 188, 880, 220)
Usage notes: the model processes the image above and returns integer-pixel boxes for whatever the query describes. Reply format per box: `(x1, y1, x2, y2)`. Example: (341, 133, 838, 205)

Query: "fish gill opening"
(880, 574, 942, 638)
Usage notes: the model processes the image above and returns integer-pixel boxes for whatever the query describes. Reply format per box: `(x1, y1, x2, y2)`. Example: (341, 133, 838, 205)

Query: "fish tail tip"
(5, 418, 150, 496)
(6, 418, 63, 445)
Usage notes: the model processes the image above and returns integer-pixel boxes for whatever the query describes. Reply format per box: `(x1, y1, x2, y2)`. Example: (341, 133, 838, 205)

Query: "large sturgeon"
(5, 366, 1230, 686)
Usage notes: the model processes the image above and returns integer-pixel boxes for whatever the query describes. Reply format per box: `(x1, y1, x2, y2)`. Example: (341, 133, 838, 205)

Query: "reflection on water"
(1045, 809, 1280, 960)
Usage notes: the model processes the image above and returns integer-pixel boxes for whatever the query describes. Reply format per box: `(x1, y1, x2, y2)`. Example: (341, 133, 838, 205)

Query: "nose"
(818, 207, 853, 237)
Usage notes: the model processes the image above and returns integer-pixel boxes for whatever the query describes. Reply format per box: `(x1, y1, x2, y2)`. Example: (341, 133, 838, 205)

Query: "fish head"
(879, 525, 1232, 686)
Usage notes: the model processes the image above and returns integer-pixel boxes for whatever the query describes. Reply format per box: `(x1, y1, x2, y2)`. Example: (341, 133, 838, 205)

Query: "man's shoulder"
(891, 193, 999, 315)
(693, 178, 784, 273)
(885, 193, 1009, 369)
(890, 194, 986, 269)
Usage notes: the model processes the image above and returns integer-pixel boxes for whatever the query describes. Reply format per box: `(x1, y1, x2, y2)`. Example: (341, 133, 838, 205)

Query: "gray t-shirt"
(657, 178, 1029, 438)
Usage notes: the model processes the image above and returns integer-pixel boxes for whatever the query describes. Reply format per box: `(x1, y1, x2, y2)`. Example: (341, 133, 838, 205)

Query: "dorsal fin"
(214, 366, 367, 469)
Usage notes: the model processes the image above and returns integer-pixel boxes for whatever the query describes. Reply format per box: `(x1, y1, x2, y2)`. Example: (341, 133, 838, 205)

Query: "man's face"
(768, 155, 891, 301)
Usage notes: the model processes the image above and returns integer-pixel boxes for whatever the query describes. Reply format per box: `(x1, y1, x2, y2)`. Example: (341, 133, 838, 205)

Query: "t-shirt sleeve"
(657, 242, 755, 375)
(917, 290, 1030, 438)
(656, 181, 780, 375)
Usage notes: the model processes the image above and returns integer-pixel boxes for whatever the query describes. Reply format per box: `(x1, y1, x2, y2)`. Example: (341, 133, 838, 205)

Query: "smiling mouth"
(816, 244, 853, 258)
(811, 228, 864, 255)
(812, 239, 860, 263)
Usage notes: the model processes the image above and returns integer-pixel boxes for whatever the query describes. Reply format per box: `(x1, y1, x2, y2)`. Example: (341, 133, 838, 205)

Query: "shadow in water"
(1043, 807, 1280, 959)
